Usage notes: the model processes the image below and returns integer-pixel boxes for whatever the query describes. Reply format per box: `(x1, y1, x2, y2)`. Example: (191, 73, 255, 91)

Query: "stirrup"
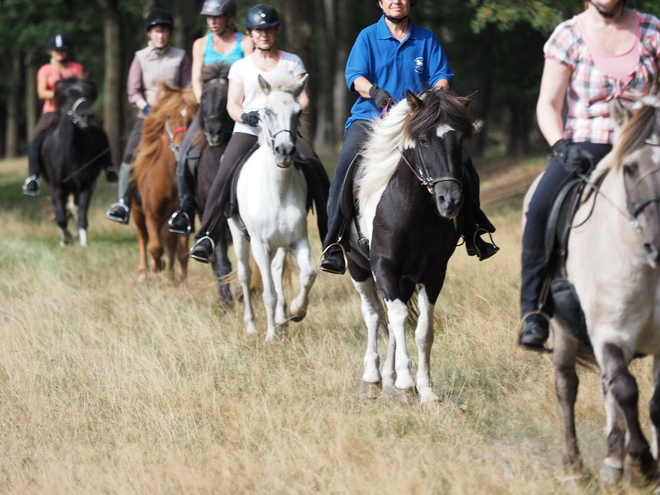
(318, 240, 347, 272)
(466, 227, 499, 259)
(22, 175, 41, 196)
(106, 201, 130, 224)
(168, 211, 192, 234)
(190, 235, 216, 263)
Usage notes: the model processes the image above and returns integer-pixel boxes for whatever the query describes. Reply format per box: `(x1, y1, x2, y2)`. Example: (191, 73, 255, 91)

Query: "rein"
(398, 149, 462, 195)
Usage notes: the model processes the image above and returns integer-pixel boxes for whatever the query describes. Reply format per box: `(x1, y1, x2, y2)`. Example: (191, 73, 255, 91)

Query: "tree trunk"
(25, 56, 37, 142)
(313, 0, 336, 147)
(5, 52, 21, 158)
(98, 0, 122, 167)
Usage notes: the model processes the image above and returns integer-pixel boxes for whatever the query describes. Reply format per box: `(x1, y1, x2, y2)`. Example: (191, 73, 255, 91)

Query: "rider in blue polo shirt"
(320, 0, 498, 274)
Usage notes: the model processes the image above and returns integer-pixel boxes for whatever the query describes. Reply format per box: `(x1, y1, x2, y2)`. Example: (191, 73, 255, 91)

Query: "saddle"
(340, 154, 371, 258)
(540, 177, 589, 345)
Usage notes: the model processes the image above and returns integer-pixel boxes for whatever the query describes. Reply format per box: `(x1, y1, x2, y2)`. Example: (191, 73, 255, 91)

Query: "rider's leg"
(169, 112, 201, 234)
(320, 121, 371, 275)
(23, 113, 58, 195)
(461, 149, 499, 261)
(190, 132, 258, 263)
(295, 138, 330, 241)
(518, 142, 612, 349)
(106, 119, 143, 224)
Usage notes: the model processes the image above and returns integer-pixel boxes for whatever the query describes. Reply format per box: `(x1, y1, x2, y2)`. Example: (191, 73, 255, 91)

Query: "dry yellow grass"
(0, 156, 656, 494)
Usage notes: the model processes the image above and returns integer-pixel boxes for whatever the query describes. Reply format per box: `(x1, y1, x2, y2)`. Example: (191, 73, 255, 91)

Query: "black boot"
(105, 167, 119, 184)
(320, 244, 346, 275)
(169, 211, 193, 234)
(106, 200, 130, 224)
(466, 232, 500, 261)
(22, 175, 41, 196)
(518, 315, 550, 351)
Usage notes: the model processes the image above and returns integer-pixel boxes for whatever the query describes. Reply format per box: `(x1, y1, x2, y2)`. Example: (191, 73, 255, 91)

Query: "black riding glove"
(241, 111, 260, 127)
(369, 84, 392, 111)
(552, 139, 595, 176)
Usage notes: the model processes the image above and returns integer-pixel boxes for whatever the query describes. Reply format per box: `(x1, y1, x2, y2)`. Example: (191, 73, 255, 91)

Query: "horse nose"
(435, 185, 463, 219)
(644, 243, 660, 268)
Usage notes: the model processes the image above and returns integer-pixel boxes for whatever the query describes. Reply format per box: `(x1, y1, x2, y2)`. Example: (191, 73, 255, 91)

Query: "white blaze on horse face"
(436, 123, 454, 138)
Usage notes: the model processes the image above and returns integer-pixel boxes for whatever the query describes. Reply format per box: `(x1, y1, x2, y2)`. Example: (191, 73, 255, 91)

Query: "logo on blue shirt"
(414, 57, 424, 74)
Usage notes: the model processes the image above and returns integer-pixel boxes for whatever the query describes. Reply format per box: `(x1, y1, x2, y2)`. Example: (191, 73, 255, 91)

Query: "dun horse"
(227, 75, 315, 341)
(524, 93, 660, 488)
(40, 77, 113, 247)
(131, 85, 197, 283)
(350, 89, 480, 405)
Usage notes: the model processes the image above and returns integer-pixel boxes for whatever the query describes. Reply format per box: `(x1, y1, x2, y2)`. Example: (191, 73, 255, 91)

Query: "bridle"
(624, 137, 660, 230)
(67, 97, 88, 125)
(261, 109, 300, 167)
(164, 120, 188, 157)
(399, 145, 462, 195)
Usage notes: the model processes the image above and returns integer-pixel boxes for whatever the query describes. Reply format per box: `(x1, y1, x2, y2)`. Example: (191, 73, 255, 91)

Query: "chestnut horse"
(131, 85, 197, 283)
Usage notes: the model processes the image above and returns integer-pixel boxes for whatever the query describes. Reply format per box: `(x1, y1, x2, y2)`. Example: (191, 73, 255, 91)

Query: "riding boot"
(463, 210, 499, 261)
(105, 166, 119, 185)
(518, 250, 550, 350)
(190, 235, 215, 263)
(106, 162, 132, 224)
(23, 136, 44, 196)
(169, 153, 197, 234)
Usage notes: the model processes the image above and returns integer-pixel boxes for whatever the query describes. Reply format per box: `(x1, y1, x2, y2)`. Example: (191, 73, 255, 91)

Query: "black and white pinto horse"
(40, 77, 112, 246)
(350, 89, 480, 405)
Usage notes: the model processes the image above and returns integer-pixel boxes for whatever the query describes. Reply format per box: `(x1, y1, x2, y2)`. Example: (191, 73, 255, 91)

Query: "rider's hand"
(241, 111, 260, 127)
(552, 139, 595, 176)
(369, 84, 392, 111)
(143, 104, 151, 116)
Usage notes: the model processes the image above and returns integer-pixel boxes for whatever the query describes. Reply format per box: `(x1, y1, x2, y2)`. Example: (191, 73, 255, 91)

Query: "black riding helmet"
(145, 8, 174, 31)
(200, 0, 236, 16)
(48, 34, 71, 51)
(245, 4, 280, 30)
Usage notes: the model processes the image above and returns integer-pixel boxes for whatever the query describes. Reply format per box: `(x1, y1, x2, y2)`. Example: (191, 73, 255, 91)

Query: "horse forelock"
(404, 90, 475, 143)
(54, 77, 98, 109)
(613, 104, 659, 170)
(133, 85, 196, 184)
(201, 62, 231, 84)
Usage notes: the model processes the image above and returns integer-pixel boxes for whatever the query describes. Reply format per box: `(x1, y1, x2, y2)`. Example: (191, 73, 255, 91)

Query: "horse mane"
(200, 62, 231, 84)
(53, 77, 98, 109)
(612, 96, 659, 169)
(357, 89, 477, 209)
(132, 84, 197, 185)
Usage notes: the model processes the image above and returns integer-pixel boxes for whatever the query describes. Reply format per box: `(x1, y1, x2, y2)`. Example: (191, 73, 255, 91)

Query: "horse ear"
(293, 74, 309, 98)
(611, 98, 632, 128)
(258, 75, 272, 95)
(406, 90, 422, 110)
(458, 91, 478, 107)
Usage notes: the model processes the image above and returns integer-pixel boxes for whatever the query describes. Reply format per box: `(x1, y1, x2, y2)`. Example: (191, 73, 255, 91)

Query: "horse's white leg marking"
(382, 326, 397, 389)
(68, 196, 80, 239)
(352, 277, 382, 386)
(250, 241, 279, 342)
(415, 286, 439, 404)
(386, 299, 414, 390)
(271, 247, 288, 326)
(58, 227, 72, 247)
(79, 229, 88, 247)
(228, 218, 257, 334)
(289, 238, 316, 322)
(650, 356, 660, 460)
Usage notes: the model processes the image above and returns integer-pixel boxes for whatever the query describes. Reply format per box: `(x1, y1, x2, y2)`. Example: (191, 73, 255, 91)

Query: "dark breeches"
(520, 142, 611, 318)
(28, 112, 59, 177)
(122, 118, 144, 164)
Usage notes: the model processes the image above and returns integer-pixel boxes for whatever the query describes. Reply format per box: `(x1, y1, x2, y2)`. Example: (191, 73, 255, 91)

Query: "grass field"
(0, 155, 656, 494)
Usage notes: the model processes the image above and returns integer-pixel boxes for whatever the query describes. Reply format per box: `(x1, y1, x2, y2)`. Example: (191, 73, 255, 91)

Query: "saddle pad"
(544, 177, 586, 268)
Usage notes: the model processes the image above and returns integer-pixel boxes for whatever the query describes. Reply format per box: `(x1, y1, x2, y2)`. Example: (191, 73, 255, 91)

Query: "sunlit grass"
(0, 155, 655, 494)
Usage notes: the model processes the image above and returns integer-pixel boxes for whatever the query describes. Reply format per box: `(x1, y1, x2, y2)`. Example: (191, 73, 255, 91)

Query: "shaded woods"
(2, 0, 659, 162)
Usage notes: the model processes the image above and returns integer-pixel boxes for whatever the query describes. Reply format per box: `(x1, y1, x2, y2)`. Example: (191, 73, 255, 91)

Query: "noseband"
(67, 97, 88, 125)
(164, 121, 188, 156)
(624, 138, 660, 231)
(399, 147, 462, 195)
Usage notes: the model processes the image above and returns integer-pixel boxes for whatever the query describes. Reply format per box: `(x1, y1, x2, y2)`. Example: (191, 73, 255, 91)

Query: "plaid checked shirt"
(544, 11, 660, 144)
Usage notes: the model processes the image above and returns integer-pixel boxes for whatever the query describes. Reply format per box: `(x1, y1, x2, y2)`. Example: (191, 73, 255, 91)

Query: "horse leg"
(145, 214, 164, 273)
(176, 234, 190, 282)
(134, 214, 150, 284)
(551, 323, 585, 488)
(165, 231, 177, 280)
(385, 298, 414, 394)
(271, 247, 288, 326)
(415, 286, 440, 406)
(288, 238, 317, 323)
(68, 195, 79, 239)
(649, 356, 660, 482)
(76, 188, 92, 247)
(212, 227, 233, 308)
(52, 188, 72, 247)
(228, 219, 257, 334)
(599, 343, 656, 485)
(351, 275, 382, 399)
(251, 242, 280, 342)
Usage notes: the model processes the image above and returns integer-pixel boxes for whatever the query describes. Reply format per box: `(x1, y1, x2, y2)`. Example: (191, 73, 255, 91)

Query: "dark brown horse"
(131, 85, 197, 283)
(194, 63, 235, 305)
(40, 77, 112, 246)
(349, 89, 480, 404)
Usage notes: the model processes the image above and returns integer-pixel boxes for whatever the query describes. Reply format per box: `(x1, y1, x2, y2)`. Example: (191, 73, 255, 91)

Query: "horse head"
(401, 89, 480, 219)
(200, 63, 232, 147)
(611, 94, 660, 267)
(258, 74, 308, 168)
(54, 77, 98, 129)
(148, 84, 197, 161)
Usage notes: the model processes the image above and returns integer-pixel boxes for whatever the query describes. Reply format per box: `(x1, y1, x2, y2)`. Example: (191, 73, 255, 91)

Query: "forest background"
(2, 0, 660, 166)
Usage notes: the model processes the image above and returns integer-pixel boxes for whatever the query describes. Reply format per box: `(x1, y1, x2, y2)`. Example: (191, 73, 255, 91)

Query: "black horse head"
(200, 63, 232, 147)
(53, 77, 98, 129)
(401, 89, 478, 219)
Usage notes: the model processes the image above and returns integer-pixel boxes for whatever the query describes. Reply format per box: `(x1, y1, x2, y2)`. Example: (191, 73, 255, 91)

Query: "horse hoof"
(362, 381, 382, 400)
(625, 453, 657, 487)
(289, 310, 306, 323)
(600, 462, 623, 487)
(561, 474, 586, 492)
(265, 333, 280, 343)
(383, 385, 417, 405)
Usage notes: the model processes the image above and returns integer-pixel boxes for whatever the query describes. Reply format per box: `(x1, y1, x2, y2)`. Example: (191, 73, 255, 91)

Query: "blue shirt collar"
(376, 14, 418, 40)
